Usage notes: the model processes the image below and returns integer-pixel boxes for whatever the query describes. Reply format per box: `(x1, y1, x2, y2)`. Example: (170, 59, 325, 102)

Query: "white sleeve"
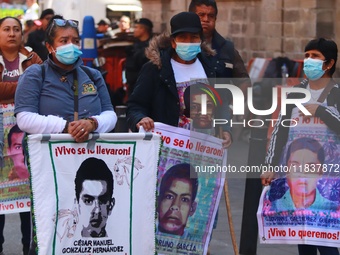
(90, 110, 117, 133)
(16, 111, 66, 134)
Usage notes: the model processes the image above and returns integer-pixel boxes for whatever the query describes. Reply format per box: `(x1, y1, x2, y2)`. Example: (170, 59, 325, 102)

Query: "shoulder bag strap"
(317, 80, 336, 103)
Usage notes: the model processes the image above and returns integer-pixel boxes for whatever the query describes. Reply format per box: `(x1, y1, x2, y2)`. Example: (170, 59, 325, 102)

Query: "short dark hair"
(304, 38, 338, 76)
(7, 124, 22, 148)
(159, 163, 198, 202)
(46, 15, 80, 45)
(134, 18, 153, 35)
(0, 16, 22, 32)
(286, 137, 325, 165)
(75, 157, 114, 202)
(40, 8, 54, 20)
(25, 20, 35, 29)
(188, 0, 218, 16)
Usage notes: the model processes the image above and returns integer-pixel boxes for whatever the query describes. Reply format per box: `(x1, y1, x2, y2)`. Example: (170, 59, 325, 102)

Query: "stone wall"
(140, 0, 340, 71)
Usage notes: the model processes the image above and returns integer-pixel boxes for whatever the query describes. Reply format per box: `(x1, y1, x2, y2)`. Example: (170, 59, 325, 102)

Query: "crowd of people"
(0, 0, 339, 254)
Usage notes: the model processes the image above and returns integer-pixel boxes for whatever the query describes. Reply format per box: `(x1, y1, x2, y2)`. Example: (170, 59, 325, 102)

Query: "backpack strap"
(79, 65, 95, 84)
(317, 80, 336, 103)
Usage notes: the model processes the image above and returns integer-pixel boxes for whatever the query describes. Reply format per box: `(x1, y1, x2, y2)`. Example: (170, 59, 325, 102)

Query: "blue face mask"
(54, 43, 83, 65)
(175, 42, 201, 61)
(303, 58, 325, 81)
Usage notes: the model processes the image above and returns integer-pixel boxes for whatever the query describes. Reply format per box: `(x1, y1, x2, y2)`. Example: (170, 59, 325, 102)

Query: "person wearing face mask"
(14, 15, 117, 144)
(0, 16, 42, 255)
(261, 38, 340, 255)
(127, 12, 232, 149)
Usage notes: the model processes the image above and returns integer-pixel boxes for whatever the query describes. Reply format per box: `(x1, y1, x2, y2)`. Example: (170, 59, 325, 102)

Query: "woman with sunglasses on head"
(14, 15, 117, 143)
(0, 16, 42, 255)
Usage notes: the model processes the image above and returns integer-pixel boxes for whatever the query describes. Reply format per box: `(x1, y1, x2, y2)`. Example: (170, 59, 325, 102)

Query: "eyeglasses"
(48, 19, 79, 36)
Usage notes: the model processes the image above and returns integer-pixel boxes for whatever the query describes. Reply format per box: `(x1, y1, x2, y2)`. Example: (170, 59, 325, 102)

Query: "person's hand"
(222, 131, 232, 148)
(136, 117, 154, 132)
(261, 171, 275, 186)
(68, 119, 93, 142)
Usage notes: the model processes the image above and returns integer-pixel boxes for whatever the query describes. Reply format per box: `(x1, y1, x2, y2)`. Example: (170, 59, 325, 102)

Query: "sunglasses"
(48, 19, 79, 35)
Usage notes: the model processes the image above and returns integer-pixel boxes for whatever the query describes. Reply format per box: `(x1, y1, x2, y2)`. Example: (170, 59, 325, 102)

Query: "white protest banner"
(0, 103, 30, 214)
(257, 180, 340, 247)
(257, 110, 340, 247)
(152, 122, 226, 255)
(27, 133, 161, 255)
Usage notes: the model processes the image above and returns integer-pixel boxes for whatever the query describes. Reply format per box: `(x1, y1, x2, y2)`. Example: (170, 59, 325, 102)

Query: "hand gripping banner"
(152, 123, 226, 255)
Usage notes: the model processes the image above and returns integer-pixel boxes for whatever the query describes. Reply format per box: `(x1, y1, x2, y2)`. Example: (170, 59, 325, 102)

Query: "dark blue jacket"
(212, 30, 250, 82)
(127, 34, 231, 132)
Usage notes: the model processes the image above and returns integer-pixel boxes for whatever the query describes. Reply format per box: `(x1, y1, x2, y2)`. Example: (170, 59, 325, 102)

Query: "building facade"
(141, 0, 340, 71)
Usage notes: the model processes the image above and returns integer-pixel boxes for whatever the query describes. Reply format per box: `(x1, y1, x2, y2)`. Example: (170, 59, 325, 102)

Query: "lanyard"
(72, 69, 79, 120)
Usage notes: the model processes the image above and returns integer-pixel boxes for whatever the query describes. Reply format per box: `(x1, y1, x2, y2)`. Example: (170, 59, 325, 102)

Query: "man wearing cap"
(125, 18, 153, 96)
(96, 18, 113, 38)
(25, 8, 54, 60)
(127, 12, 232, 148)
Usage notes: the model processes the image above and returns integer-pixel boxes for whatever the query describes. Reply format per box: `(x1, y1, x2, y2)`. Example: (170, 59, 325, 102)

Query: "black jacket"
(125, 38, 151, 95)
(212, 30, 250, 82)
(127, 33, 221, 132)
(25, 29, 48, 61)
(266, 79, 340, 166)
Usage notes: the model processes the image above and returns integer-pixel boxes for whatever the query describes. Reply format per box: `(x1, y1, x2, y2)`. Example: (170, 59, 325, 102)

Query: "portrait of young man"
(270, 137, 338, 212)
(157, 163, 198, 236)
(74, 157, 115, 238)
(7, 124, 29, 180)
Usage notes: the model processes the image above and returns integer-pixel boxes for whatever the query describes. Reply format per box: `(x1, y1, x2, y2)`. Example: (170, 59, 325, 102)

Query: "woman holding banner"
(261, 38, 340, 255)
(0, 16, 43, 255)
(14, 15, 117, 142)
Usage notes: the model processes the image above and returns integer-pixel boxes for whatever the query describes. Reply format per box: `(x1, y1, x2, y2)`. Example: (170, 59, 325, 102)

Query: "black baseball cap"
(170, 12, 202, 36)
(135, 18, 153, 30)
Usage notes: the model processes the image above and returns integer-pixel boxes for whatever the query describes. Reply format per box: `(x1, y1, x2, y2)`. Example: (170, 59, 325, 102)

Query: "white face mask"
(175, 42, 201, 61)
(303, 58, 326, 81)
(53, 43, 83, 65)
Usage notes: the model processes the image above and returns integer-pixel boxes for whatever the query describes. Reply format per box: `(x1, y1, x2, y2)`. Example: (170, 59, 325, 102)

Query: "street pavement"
(208, 137, 297, 255)
(2, 135, 299, 255)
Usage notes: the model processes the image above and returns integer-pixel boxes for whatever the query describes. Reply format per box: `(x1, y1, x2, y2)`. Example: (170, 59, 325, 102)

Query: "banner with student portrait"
(152, 122, 226, 255)
(27, 133, 161, 255)
(0, 103, 30, 214)
(257, 109, 340, 247)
